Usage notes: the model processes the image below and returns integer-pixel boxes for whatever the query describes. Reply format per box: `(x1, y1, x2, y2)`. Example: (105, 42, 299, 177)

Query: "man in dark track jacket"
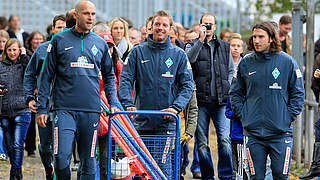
(185, 13, 234, 180)
(119, 10, 194, 179)
(35, 1, 118, 180)
(230, 21, 304, 180)
(23, 14, 66, 180)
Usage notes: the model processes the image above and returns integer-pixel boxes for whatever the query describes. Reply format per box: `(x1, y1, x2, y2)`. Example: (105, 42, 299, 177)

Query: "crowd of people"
(0, 0, 317, 180)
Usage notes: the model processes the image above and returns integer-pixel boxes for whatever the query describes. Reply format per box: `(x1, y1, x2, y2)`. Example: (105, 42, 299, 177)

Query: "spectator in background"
(220, 27, 233, 42)
(0, 16, 8, 30)
(24, 14, 66, 180)
(192, 24, 201, 34)
(184, 30, 199, 43)
(139, 25, 147, 42)
(0, 38, 31, 180)
(109, 17, 133, 62)
(0, 30, 9, 161)
(226, 33, 244, 179)
(0, 30, 10, 57)
(129, 27, 141, 46)
(229, 33, 243, 66)
(7, 15, 29, 47)
(45, 24, 53, 41)
(120, 16, 133, 29)
(24, 31, 45, 158)
(140, 16, 153, 42)
(65, 9, 76, 29)
(169, 25, 185, 49)
(25, 31, 45, 56)
(177, 26, 186, 42)
(185, 13, 234, 179)
(92, 23, 110, 34)
(97, 33, 122, 180)
(279, 15, 292, 55)
(302, 50, 320, 179)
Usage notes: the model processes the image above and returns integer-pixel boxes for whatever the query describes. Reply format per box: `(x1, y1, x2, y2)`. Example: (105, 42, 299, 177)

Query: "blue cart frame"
(106, 110, 181, 180)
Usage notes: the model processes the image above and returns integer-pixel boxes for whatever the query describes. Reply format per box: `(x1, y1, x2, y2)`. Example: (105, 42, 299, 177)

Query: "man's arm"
(36, 40, 57, 116)
(184, 39, 204, 63)
(229, 62, 246, 119)
(228, 51, 235, 85)
(24, 50, 39, 112)
(101, 43, 117, 109)
(184, 89, 198, 138)
(287, 60, 305, 121)
(118, 49, 137, 109)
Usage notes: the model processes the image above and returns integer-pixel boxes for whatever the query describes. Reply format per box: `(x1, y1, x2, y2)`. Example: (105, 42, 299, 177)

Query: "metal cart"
(106, 110, 181, 180)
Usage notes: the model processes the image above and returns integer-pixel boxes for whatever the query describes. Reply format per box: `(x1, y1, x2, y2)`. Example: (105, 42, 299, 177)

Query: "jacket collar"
(70, 26, 90, 38)
(2, 58, 19, 65)
(147, 34, 171, 50)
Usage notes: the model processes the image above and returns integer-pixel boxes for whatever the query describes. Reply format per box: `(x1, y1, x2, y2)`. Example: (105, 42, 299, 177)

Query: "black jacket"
(7, 29, 29, 46)
(0, 55, 30, 117)
(185, 35, 234, 105)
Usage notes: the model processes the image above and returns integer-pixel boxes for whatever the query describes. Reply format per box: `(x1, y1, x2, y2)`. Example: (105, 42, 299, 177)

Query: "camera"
(203, 24, 212, 30)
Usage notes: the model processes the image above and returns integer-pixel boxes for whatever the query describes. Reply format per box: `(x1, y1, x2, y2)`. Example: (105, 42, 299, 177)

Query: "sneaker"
(71, 162, 79, 171)
(192, 171, 201, 179)
(0, 154, 8, 161)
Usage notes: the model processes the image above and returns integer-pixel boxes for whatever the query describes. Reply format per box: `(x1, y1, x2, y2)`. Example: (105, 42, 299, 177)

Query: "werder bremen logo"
(91, 45, 98, 56)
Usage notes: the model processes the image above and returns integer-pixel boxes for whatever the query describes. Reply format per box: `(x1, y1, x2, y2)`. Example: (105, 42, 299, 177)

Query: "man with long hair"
(230, 21, 304, 179)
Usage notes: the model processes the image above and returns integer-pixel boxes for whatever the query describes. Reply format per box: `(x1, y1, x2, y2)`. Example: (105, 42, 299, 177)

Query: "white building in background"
(1, 0, 249, 35)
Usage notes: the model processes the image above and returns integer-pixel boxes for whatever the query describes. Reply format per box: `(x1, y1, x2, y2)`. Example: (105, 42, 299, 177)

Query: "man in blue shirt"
(119, 10, 194, 179)
(24, 14, 66, 180)
(35, 1, 118, 179)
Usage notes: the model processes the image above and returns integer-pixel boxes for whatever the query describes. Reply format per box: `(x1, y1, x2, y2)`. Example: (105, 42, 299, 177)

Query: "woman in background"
(0, 38, 31, 180)
(109, 17, 133, 62)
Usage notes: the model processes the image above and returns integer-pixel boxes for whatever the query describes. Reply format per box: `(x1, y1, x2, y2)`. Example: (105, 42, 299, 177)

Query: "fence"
(1, 0, 251, 35)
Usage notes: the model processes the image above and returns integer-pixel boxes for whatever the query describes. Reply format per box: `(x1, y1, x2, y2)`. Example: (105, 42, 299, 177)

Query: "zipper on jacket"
(81, 34, 84, 53)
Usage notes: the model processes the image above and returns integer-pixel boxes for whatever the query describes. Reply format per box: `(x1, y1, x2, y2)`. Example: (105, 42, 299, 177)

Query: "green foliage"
(254, 0, 309, 17)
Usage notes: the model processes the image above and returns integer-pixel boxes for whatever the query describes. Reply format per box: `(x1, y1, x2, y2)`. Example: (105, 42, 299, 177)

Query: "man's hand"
(110, 107, 119, 114)
(126, 106, 137, 119)
(182, 133, 192, 143)
(36, 114, 48, 128)
(199, 25, 207, 42)
(314, 69, 320, 78)
(28, 100, 37, 113)
(162, 107, 178, 119)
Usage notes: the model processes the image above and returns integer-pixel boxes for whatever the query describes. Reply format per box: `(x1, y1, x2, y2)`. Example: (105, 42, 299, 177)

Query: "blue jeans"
(190, 141, 200, 173)
(315, 117, 320, 142)
(0, 120, 8, 156)
(195, 103, 233, 179)
(38, 113, 53, 169)
(1, 112, 31, 170)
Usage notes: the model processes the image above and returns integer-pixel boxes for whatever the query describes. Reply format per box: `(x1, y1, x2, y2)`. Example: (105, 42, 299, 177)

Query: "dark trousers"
(25, 112, 36, 154)
(98, 134, 108, 180)
(53, 110, 99, 180)
(316, 117, 320, 142)
(246, 135, 293, 180)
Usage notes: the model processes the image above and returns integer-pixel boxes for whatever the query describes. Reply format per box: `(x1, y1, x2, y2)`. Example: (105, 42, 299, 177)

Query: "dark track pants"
(53, 110, 99, 180)
(246, 135, 293, 180)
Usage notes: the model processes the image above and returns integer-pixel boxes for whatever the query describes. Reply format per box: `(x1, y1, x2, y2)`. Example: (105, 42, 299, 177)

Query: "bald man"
(36, 1, 118, 179)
